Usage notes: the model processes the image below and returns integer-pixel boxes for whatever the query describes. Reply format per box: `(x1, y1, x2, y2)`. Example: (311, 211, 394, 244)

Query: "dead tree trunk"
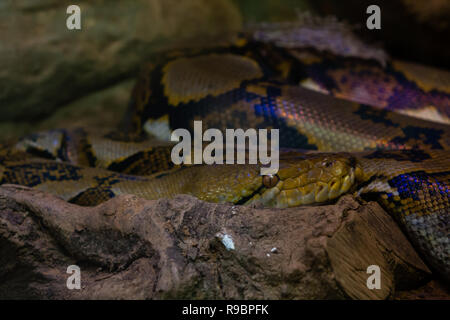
(0, 184, 443, 299)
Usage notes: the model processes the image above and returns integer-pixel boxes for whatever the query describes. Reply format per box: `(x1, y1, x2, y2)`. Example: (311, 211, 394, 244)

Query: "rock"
(0, 79, 134, 143)
(0, 0, 242, 122)
(0, 184, 438, 299)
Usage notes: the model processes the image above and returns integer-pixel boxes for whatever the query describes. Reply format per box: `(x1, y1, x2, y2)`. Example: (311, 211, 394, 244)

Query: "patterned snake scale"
(1, 31, 449, 282)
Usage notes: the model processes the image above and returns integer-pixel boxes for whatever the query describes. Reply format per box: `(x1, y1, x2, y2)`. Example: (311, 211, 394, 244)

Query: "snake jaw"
(244, 156, 361, 208)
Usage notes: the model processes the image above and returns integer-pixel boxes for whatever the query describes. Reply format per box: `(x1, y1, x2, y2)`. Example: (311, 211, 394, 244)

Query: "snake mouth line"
(244, 168, 358, 208)
(235, 184, 266, 205)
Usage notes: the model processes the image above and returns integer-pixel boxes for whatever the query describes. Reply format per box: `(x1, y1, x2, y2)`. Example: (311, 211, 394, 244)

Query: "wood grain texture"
(0, 185, 437, 299)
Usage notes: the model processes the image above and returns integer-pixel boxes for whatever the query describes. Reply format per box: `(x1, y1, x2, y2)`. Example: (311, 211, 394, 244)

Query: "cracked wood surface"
(0, 184, 445, 299)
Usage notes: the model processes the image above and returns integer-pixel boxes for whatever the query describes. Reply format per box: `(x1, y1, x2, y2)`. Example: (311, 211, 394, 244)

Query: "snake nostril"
(323, 159, 334, 167)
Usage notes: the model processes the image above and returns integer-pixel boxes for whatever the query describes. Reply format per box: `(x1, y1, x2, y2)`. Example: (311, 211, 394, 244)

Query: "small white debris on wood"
(271, 247, 278, 253)
(216, 232, 235, 251)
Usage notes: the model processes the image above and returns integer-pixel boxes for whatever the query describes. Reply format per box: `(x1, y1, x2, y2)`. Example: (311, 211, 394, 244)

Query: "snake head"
(187, 154, 363, 208)
(243, 154, 364, 208)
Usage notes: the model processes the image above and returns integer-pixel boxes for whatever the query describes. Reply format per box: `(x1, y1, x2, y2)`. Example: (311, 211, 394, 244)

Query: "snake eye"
(262, 174, 279, 188)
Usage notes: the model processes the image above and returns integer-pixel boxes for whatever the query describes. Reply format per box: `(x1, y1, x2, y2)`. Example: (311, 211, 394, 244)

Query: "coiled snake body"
(1, 33, 449, 281)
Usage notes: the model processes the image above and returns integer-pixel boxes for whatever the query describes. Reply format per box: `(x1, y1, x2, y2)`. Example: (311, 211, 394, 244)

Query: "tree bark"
(0, 184, 442, 299)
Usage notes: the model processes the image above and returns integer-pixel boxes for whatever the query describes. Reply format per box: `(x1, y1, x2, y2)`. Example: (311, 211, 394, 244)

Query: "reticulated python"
(1, 31, 449, 282)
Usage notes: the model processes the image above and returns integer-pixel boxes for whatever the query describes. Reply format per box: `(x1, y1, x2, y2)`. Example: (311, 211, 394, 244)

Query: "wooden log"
(0, 184, 440, 299)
